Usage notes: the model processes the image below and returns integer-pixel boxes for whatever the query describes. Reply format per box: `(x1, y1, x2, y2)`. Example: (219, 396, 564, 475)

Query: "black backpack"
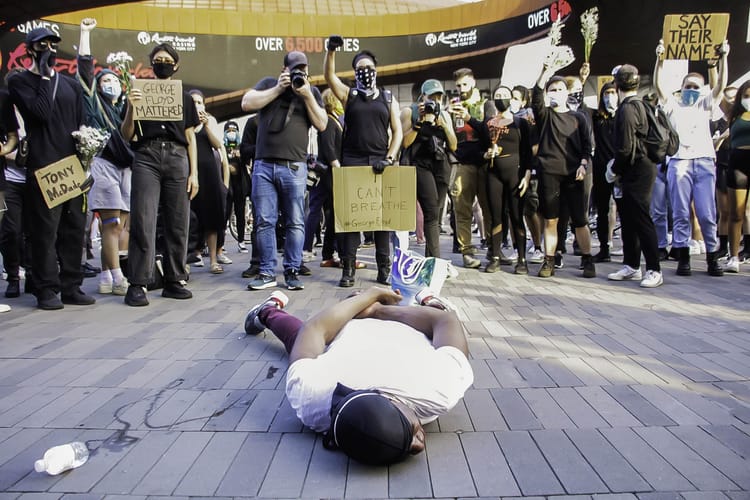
(638, 100, 679, 165)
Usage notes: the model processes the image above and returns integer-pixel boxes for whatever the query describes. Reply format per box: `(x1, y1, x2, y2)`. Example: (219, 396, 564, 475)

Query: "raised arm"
(297, 84, 327, 132)
(204, 115, 230, 187)
(289, 287, 403, 364)
(653, 39, 667, 104)
(323, 40, 350, 106)
(711, 40, 729, 102)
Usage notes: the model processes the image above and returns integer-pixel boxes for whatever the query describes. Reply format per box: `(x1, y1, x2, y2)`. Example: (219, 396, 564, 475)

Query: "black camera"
(306, 153, 329, 175)
(290, 69, 307, 88)
(423, 99, 440, 116)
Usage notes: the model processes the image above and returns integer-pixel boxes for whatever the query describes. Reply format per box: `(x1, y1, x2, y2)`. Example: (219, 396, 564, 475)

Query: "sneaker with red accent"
(244, 291, 289, 335)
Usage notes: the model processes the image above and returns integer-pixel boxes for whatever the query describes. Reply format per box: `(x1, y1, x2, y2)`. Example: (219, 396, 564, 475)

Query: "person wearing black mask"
(324, 40, 403, 287)
(483, 85, 534, 274)
(8, 27, 94, 310)
(591, 82, 619, 263)
(120, 42, 201, 306)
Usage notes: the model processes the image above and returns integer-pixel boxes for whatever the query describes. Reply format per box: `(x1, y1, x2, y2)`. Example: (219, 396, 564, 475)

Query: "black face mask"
(152, 62, 176, 79)
(494, 98, 511, 113)
(31, 49, 56, 68)
(570, 91, 583, 105)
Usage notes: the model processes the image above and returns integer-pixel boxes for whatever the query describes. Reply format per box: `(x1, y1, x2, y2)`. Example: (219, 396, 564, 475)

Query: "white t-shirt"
(285, 318, 474, 432)
(663, 93, 715, 160)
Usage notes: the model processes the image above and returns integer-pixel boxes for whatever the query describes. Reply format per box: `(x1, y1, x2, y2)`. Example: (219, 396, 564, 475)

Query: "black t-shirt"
(318, 114, 342, 168)
(531, 85, 592, 176)
(8, 71, 82, 171)
(133, 86, 200, 147)
(593, 110, 617, 170)
(254, 77, 323, 162)
(343, 88, 390, 160)
(486, 115, 533, 175)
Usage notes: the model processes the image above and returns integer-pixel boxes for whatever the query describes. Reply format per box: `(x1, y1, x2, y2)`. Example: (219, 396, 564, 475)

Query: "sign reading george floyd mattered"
(34, 155, 87, 209)
(662, 13, 730, 61)
(333, 166, 416, 232)
(132, 79, 184, 121)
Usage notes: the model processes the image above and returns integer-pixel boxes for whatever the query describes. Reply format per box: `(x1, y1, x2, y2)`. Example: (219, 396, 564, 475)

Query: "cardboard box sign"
(662, 13, 730, 61)
(132, 79, 184, 121)
(333, 166, 416, 233)
(34, 155, 87, 209)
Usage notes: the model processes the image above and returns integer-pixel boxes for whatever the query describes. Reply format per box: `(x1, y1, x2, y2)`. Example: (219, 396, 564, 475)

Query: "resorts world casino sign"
(0, 1, 569, 96)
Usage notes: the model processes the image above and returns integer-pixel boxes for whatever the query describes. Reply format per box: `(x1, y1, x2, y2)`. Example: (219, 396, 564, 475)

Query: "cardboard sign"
(333, 166, 416, 232)
(132, 79, 184, 121)
(34, 155, 87, 209)
(662, 13, 730, 61)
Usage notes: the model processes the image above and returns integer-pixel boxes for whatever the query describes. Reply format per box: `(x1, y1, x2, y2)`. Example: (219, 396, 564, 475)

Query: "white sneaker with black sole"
(639, 270, 663, 288)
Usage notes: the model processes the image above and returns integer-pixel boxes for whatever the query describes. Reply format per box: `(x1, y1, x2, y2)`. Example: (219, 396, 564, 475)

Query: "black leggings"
(486, 157, 525, 255)
(416, 164, 449, 258)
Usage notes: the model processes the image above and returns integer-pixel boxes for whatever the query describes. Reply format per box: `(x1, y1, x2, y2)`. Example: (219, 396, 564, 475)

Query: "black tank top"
(343, 88, 390, 158)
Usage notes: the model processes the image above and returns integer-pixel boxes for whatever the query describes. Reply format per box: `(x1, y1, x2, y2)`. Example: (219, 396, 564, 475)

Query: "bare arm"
(120, 88, 140, 140)
(654, 40, 667, 104)
(711, 40, 729, 102)
(0, 131, 18, 156)
(241, 74, 286, 112)
(323, 50, 350, 106)
(78, 18, 95, 56)
(439, 109, 457, 152)
(204, 116, 230, 187)
(297, 84, 327, 132)
(400, 106, 417, 149)
(289, 287, 403, 364)
(387, 97, 403, 161)
(185, 126, 199, 200)
(370, 305, 468, 356)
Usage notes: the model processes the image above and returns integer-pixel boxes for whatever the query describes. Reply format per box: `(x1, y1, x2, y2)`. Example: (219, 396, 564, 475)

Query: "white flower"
(580, 7, 599, 62)
(72, 125, 110, 168)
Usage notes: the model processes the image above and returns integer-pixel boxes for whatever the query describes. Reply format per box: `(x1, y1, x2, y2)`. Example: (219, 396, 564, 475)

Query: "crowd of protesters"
(1, 20, 748, 311)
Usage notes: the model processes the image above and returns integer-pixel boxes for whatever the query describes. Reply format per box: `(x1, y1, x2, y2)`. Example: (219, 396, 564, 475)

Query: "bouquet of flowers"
(580, 7, 599, 63)
(73, 125, 110, 170)
(544, 15, 575, 73)
(106, 51, 134, 94)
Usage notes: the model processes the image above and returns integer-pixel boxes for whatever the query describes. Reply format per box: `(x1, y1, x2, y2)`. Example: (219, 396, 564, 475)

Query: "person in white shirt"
(243, 286, 473, 465)
(653, 38, 729, 277)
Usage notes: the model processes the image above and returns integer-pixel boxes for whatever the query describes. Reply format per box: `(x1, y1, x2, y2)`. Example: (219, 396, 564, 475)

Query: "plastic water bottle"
(34, 441, 89, 475)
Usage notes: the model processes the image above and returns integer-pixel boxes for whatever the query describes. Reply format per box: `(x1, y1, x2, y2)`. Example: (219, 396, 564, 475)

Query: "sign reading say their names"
(333, 166, 416, 232)
(34, 155, 87, 209)
(132, 79, 184, 121)
(662, 13, 730, 61)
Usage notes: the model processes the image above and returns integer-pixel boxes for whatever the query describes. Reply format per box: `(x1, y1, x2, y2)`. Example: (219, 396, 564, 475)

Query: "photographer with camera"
(241, 51, 327, 291)
(324, 36, 402, 287)
(400, 79, 456, 259)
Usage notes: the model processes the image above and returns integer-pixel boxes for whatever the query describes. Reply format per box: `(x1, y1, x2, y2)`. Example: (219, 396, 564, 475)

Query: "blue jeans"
(251, 159, 307, 275)
(650, 167, 669, 249)
(667, 157, 718, 252)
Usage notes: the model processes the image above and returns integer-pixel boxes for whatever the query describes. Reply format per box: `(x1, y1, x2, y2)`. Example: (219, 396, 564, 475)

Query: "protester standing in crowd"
(304, 89, 342, 270)
(188, 89, 230, 274)
(0, 78, 20, 304)
(241, 50, 326, 291)
(531, 61, 595, 278)
(224, 120, 250, 254)
(606, 64, 662, 287)
(725, 80, 750, 273)
(400, 79, 456, 259)
(712, 87, 736, 261)
(8, 27, 95, 310)
(77, 18, 133, 297)
(324, 38, 402, 287)
(121, 42, 200, 306)
(483, 85, 533, 274)
(448, 68, 490, 269)
(591, 81, 619, 263)
(654, 38, 729, 277)
(239, 115, 261, 279)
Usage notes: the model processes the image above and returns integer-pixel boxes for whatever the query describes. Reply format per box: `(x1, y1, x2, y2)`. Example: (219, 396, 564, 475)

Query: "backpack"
(638, 101, 679, 165)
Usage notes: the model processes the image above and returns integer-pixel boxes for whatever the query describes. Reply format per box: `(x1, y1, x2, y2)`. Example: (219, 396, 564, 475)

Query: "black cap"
(283, 51, 308, 69)
(26, 27, 61, 45)
(614, 64, 640, 92)
(325, 384, 413, 465)
(224, 120, 239, 131)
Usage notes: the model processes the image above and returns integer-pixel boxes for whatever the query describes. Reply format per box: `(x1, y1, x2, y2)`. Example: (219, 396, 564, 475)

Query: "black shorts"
(539, 171, 587, 226)
(728, 149, 750, 190)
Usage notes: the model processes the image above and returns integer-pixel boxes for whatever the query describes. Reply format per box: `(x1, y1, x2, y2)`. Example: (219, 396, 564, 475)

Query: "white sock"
(111, 268, 125, 284)
(100, 269, 113, 284)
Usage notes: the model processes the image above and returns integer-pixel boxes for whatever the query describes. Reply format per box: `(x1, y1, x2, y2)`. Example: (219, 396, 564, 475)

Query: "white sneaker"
(302, 250, 316, 263)
(607, 265, 642, 281)
(688, 239, 701, 255)
(238, 242, 249, 253)
(112, 278, 129, 296)
(724, 256, 740, 273)
(98, 281, 113, 294)
(529, 249, 544, 264)
(610, 243, 624, 256)
(640, 270, 663, 288)
(217, 253, 233, 265)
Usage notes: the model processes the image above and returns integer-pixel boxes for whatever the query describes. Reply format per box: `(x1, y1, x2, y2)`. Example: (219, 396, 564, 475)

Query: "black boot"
(376, 266, 391, 285)
(707, 251, 724, 277)
(594, 243, 611, 263)
(676, 247, 691, 276)
(338, 259, 355, 287)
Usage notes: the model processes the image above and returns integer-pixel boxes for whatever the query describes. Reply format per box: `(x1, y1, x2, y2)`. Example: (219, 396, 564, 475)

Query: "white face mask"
(100, 81, 122, 100)
(603, 94, 618, 112)
(509, 99, 522, 113)
(742, 97, 750, 112)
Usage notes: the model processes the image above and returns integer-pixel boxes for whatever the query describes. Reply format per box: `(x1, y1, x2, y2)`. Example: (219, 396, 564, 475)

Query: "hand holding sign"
(131, 79, 184, 121)
(661, 13, 730, 61)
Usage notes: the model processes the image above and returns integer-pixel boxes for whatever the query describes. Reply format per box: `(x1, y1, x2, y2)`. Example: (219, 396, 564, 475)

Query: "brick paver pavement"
(0, 234, 748, 499)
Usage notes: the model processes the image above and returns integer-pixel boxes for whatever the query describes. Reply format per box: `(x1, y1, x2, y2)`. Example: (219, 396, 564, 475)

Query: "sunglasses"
(33, 41, 58, 50)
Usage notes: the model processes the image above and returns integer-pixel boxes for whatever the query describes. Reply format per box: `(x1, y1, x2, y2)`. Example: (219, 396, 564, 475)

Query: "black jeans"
(228, 167, 250, 242)
(25, 174, 86, 296)
(621, 159, 660, 272)
(592, 163, 613, 246)
(128, 141, 190, 286)
(304, 172, 335, 260)
(486, 159, 525, 257)
(0, 181, 29, 280)
(416, 163, 449, 258)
